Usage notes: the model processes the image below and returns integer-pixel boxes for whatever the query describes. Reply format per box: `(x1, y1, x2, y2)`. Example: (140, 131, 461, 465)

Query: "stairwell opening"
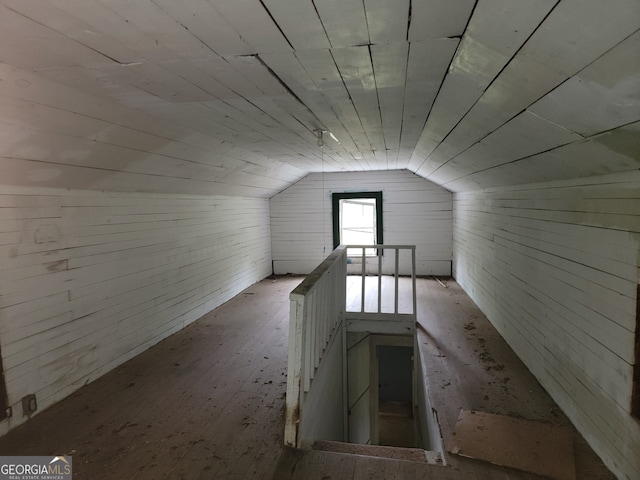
(345, 332, 446, 464)
(377, 345, 414, 448)
(285, 245, 445, 465)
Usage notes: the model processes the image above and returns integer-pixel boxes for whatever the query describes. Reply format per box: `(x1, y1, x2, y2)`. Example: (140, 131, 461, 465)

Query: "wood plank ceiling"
(0, 0, 638, 197)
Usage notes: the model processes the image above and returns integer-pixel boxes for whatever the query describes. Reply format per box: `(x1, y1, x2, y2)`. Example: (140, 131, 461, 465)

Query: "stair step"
(312, 440, 443, 465)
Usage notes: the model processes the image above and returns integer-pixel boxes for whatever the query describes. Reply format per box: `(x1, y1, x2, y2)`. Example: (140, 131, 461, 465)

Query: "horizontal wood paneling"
(270, 170, 452, 276)
(0, 185, 272, 434)
(452, 172, 640, 480)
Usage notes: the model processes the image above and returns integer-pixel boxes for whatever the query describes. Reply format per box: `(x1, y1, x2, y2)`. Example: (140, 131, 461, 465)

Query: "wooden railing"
(284, 244, 416, 447)
(345, 244, 416, 320)
(284, 246, 347, 447)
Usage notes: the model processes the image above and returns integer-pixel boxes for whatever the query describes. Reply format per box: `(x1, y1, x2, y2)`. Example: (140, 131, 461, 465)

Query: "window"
(332, 192, 383, 256)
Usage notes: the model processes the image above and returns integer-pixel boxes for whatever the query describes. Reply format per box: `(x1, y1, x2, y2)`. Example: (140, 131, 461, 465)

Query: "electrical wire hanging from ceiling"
(315, 129, 328, 256)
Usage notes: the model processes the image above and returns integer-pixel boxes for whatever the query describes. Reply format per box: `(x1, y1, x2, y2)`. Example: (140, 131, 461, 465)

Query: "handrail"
(284, 246, 347, 447)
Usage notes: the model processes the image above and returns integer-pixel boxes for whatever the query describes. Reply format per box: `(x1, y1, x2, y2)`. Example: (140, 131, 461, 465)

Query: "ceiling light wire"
(316, 129, 328, 256)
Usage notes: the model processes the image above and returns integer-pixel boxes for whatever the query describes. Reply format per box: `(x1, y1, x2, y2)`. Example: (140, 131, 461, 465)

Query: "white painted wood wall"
(0, 186, 272, 434)
(347, 332, 371, 445)
(270, 170, 452, 276)
(297, 325, 345, 447)
(453, 172, 640, 480)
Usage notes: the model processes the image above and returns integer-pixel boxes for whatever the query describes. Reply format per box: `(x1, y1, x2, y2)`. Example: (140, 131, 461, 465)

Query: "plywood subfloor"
(450, 410, 575, 480)
(0, 277, 616, 480)
(413, 277, 614, 480)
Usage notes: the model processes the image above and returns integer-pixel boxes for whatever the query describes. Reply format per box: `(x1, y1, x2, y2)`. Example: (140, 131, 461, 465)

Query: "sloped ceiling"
(0, 0, 638, 197)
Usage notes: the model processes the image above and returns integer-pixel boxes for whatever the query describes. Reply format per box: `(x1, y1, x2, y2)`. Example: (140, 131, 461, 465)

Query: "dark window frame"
(332, 191, 383, 251)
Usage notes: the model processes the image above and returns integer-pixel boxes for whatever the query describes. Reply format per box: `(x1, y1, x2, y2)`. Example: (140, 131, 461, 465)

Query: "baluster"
(378, 248, 382, 314)
(303, 297, 313, 392)
(314, 286, 321, 370)
(360, 247, 366, 313)
(412, 246, 417, 317)
(394, 247, 399, 315)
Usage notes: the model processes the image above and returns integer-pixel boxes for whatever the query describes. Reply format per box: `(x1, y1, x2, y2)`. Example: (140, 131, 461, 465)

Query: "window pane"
(340, 198, 376, 256)
(332, 191, 383, 252)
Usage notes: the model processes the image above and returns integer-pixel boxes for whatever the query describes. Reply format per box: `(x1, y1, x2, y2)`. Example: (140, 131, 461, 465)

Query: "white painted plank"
(410, 0, 558, 173)
(0, 96, 224, 167)
(95, 0, 241, 60)
(408, 0, 475, 41)
(426, 0, 640, 177)
(259, 51, 360, 157)
(296, 49, 370, 152)
(529, 30, 640, 136)
(0, 4, 112, 69)
(0, 121, 229, 181)
(313, 0, 369, 48)
(520, 0, 640, 78)
(363, 0, 409, 44)
(139, 0, 252, 56)
(431, 110, 583, 185)
(409, 70, 486, 173)
(261, 0, 330, 50)
(331, 46, 384, 155)
(400, 39, 459, 163)
(100, 60, 216, 103)
(0, 62, 301, 189)
(218, 55, 321, 143)
(208, 0, 292, 54)
(370, 42, 409, 165)
(43, 0, 149, 63)
(445, 122, 640, 192)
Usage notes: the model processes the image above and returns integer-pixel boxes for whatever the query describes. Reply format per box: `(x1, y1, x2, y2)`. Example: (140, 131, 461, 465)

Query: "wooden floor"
(378, 401, 415, 448)
(0, 276, 615, 480)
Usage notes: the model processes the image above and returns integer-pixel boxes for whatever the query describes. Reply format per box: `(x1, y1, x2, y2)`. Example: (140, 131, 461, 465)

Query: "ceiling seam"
(522, 24, 640, 131)
(311, 0, 334, 49)
(1, 3, 138, 66)
(1, 154, 229, 182)
(428, 22, 640, 182)
(252, 54, 327, 137)
(417, 0, 563, 178)
(256, 0, 296, 51)
(2, 0, 300, 160)
(361, 0, 372, 46)
(406, 0, 412, 42)
(0, 89, 223, 153)
(411, 0, 479, 173)
(367, 44, 387, 170)
(329, 51, 375, 171)
(0, 115, 230, 171)
(162, 55, 323, 155)
(395, 42, 411, 171)
(290, 53, 363, 163)
(441, 118, 640, 188)
(148, 0, 229, 58)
